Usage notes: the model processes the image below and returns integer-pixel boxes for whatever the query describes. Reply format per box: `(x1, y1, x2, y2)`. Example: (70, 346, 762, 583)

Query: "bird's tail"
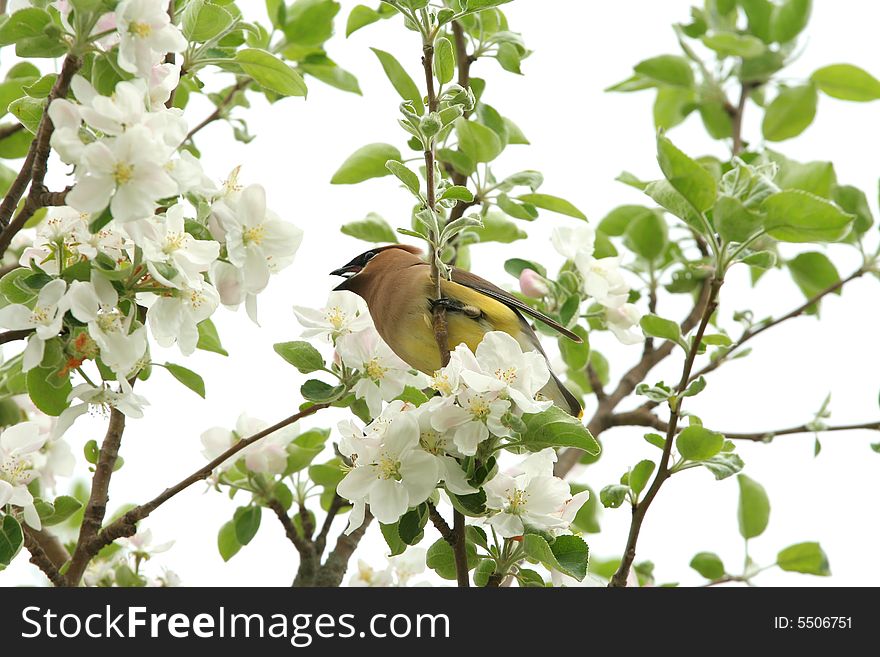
(540, 370, 583, 419)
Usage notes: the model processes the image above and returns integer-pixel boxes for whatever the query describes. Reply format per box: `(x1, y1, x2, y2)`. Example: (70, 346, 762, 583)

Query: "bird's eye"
(361, 250, 377, 264)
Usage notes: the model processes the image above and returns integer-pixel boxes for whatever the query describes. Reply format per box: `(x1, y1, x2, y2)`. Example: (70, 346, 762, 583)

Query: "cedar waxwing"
(331, 244, 583, 418)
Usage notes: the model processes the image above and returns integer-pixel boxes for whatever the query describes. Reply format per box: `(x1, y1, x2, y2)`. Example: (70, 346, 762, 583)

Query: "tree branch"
(609, 275, 724, 587)
(185, 78, 251, 142)
(313, 512, 373, 587)
(65, 408, 127, 586)
(0, 54, 81, 255)
(67, 403, 331, 584)
(0, 122, 23, 140)
(23, 526, 67, 587)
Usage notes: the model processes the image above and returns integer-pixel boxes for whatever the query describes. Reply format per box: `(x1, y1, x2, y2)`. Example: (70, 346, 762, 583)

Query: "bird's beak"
(330, 264, 361, 278)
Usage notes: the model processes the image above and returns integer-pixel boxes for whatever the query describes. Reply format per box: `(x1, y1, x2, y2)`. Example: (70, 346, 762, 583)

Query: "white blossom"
(484, 448, 589, 539)
(116, 0, 187, 77)
(53, 380, 149, 440)
(337, 327, 425, 417)
(337, 413, 439, 530)
(293, 291, 372, 343)
(0, 422, 50, 529)
(0, 279, 68, 371)
(67, 273, 147, 376)
(606, 303, 643, 345)
(67, 125, 179, 223)
(146, 282, 220, 355)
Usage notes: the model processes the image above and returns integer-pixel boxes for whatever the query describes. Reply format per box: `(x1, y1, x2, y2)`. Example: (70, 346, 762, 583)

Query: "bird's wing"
(451, 267, 583, 343)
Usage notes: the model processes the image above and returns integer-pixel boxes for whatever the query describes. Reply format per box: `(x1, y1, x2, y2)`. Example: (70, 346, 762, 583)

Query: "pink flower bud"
(519, 268, 549, 298)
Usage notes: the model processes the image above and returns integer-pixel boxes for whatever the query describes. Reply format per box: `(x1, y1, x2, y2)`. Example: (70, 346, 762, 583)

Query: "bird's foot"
(429, 297, 482, 319)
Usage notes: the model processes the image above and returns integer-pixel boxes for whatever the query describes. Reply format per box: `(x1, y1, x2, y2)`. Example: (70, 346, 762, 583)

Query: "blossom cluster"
(519, 224, 643, 345)
(0, 0, 302, 532)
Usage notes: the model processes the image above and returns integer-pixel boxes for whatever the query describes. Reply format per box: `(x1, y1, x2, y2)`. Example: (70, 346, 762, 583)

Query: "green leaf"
(737, 474, 770, 540)
(26, 341, 72, 417)
(777, 541, 830, 576)
(301, 379, 345, 402)
(811, 64, 880, 102)
(217, 520, 241, 561)
(426, 537, 477, 580)
(769, 151, 836, 197)
(522, 533, 587, 581)
(300, 59, 361, 95)
(273, 341, 325, 373)
(770, 0, 811, 43)
(341, 212, 398, 243)
(434, 36, 455, 85)
(832, 185, 873, 233)
(282, 0, 340, 47)
(331, 143, 402, 184)
(23, 73, 57, 99)
(657, 134, 716, 213)
(599, 484, 628, 508)
(558, 325, 589, 370)
(386, 160, 421, 196)
(639, 314, 681, 342)
(699, 101, 733, 139)
(233, 506, 262, 545)
(38, 496, 82, 526)
(164, 363, 206, 398)
(634, 55, 694, 87)
(398, 505, 428, 545)
(456, 118, 503, 163)
(549, 535, 589, 581)
(690, 552, 725, 580)
(787, 252, 840, 302)
(599, 205, 656, 237)
(472, 212, 526, 244)
(371, 47, 424, 115)
(8, 96, 43, 134)
(701, 32, 765, 58)
(0, 8, 51, 46)
(653, 85, 696, 130)
(520, 405, 600, 455)
(676, 426, 724, 461)
(629, 460, 655, 496)
(182, 0, 234, 42)
(379, 522, 406, 556)
(196, 318, 228, 356)
(346, 5, 382, 37)
(285, 429, 329, 475)
(517, 193, 586, 220)
(702, 452, 745, 480)
(624, 207, 667, 261)
(714, 196, 763, 243)
(504, 258, 546, 278)
(235, 48, 308, 97)
(762, 84, 818, 142)
(0, 514, 23, 566)
(763, 190, 854, 242)
(439, 185, 474, 202)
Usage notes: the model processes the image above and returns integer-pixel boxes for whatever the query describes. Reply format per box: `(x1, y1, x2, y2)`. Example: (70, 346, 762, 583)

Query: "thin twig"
(85, 403, 330, 568)
(609, 276, 724, 587)
(0, 123, 23, 140)
(185, 78, 251, 142)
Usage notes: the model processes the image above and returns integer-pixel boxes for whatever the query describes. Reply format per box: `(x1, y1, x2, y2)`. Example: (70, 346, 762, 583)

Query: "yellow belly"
(389, 280, 522, 374)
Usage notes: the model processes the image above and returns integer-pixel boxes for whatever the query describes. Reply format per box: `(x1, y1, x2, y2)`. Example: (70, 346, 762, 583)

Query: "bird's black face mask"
(330, 249, 379, 290)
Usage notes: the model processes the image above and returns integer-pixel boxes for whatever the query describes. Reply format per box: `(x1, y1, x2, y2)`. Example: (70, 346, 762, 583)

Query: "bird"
(331, 244, 583, 417)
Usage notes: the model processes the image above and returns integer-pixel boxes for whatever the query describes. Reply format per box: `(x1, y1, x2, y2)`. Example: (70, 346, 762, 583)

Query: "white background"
(5, 0, 880, 587)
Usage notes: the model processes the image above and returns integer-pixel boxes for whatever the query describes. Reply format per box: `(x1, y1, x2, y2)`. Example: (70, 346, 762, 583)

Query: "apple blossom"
(606, 303, 643, 345)
(293, 290, 373, 343)
(72, 76, 148, 136)
(210, 184, 303, 296)
(115, 0, 187, 77)
(337, 413, 440, 530)
(578, 256, 630, 309)
(0, 278, 68, 371)
(484, 448, 589, 539)
(348, 560, 394, 587)
(428, 389, 511, 456)
(67, 125, 179, 223)
(412, 398, 477, 493)
(551, 224, 596, 262)
(0, 422, 50, 529)
(146, 282, 220, 355)
(47, 98, 85, 165)
(452, 331, 553, 414)
(131, 204, 220, 288)
(337, 327, 425, 417)
(53, 380, 149, 440)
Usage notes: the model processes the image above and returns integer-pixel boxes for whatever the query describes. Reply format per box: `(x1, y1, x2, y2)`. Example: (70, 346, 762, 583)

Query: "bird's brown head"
(330, 244, 424, 294)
